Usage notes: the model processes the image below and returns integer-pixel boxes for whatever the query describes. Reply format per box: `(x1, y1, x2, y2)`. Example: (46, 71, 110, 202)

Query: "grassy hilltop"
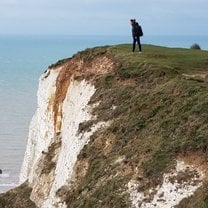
(1, 44, 208, 208)
(67, 44, 208, 208)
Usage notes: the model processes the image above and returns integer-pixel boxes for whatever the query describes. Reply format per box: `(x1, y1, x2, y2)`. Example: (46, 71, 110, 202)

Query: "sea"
(0, 35, 207, 193)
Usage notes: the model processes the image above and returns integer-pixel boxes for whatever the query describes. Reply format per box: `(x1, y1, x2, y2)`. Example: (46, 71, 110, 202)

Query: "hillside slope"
(1, 44, 208, 208)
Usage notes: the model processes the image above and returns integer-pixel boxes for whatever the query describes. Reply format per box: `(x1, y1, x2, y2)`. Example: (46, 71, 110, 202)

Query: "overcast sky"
(0, 0, 207, 35)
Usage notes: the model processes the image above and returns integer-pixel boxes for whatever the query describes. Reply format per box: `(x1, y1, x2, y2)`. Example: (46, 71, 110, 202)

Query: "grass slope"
(63, 44, 208, 208)
(0, 182, 37, 208)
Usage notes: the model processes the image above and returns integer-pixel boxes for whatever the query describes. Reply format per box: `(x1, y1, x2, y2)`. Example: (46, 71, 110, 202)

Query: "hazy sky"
(0, 0, 207, 35)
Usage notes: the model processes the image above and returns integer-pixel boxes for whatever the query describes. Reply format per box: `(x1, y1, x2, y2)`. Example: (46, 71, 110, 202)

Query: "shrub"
(190, 43, 201, 50)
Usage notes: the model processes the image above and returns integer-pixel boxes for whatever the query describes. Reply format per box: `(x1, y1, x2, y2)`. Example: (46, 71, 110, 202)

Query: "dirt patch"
(178, 152, 208, 182)
(176, 153, 208, 208)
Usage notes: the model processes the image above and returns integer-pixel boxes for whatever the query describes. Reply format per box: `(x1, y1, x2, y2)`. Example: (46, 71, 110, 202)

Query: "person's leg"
(132, 36, 136, 52)
(137, 36, 142, 52)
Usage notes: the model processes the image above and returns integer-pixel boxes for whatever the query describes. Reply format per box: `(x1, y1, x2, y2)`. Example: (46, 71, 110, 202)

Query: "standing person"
(130, 19, 143, 53)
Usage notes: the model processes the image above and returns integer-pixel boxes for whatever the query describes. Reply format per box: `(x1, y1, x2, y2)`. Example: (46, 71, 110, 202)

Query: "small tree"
(190, 43, 201, 50)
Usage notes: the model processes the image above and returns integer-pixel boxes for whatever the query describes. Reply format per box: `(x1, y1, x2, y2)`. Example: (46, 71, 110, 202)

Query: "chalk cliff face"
(1, 45, 208, 208)
(19, 49, 114, 208)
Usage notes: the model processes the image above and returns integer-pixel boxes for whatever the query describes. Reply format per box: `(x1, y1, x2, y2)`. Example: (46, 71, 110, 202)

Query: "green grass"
(65, 44, 208, 207)
(111, 44, 208, 75)
(0, 182, 37, 208)
(59, 44, 208, 207)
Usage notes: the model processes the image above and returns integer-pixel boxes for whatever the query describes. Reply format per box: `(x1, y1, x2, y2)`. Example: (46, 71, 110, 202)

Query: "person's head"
(130, 19, 136, 25)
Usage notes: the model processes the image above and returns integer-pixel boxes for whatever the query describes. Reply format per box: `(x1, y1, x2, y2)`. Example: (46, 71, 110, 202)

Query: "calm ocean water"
(0, 35, 207, 193)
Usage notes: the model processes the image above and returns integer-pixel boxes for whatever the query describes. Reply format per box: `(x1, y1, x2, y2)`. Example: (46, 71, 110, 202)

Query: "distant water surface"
(0, 35, 207, 192)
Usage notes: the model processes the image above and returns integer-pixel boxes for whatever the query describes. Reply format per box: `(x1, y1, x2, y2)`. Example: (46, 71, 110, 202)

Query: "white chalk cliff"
(19, 52, 114, 208)
(14, 48, 207, 208)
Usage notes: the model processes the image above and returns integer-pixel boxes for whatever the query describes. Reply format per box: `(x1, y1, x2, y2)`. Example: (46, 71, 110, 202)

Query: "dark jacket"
(132, 22, 143, 37)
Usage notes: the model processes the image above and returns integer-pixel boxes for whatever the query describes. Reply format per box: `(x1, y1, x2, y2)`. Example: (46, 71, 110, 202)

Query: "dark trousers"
(132, 35, 142, 52)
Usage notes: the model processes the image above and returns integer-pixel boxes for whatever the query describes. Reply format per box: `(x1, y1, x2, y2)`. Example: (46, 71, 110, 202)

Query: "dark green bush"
(190, 43, 201, 50)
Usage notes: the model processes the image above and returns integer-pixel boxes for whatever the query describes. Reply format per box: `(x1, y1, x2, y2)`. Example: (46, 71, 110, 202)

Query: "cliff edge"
(1, 44, 208, 208)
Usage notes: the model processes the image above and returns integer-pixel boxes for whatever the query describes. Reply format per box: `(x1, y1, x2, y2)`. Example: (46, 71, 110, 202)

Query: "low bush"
(190, 43, 201, 50)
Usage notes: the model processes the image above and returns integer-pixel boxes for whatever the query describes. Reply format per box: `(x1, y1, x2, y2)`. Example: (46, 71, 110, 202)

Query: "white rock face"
(128, 160, 203, 208)
(19, 67, 109, 208)
(43, 78, 108, 208)
(20, 68, 61, 184)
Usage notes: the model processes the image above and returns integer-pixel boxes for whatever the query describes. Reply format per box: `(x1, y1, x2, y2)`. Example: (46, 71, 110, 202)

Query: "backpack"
(135, 24, 143, 37)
